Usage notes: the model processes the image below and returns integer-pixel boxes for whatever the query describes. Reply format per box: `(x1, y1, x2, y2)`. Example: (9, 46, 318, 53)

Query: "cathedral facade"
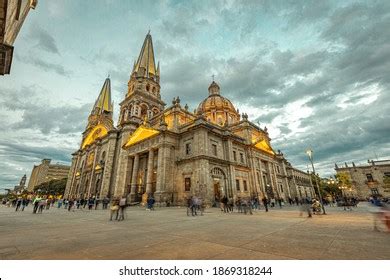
(64, 33, 314, 205)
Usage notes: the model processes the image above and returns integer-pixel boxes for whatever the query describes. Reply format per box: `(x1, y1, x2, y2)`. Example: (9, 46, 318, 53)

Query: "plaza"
(0, 203, 389, 260)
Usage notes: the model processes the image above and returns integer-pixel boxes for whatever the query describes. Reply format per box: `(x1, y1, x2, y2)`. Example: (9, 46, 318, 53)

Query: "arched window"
(101, 151, 106, 162)
(128, 105, 133, 118)
(146, 84, 150, 92)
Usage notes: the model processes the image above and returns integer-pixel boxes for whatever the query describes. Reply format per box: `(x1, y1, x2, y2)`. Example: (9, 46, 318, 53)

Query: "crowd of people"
(3, 193, 389, 232)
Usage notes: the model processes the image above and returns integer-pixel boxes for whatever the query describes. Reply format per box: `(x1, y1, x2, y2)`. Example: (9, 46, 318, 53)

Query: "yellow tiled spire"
(93, 77, 113, 114)
(133, 32, 157, 78)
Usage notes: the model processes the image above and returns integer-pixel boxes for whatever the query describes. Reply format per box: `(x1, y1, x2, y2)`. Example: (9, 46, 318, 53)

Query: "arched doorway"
(210, 167, 232, 202)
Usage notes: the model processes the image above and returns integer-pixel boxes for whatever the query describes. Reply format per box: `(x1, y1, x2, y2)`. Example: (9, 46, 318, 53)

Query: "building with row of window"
(64, 32, 314, 205)
(27, 159, 70, 191)
(335, 159, 390, 199)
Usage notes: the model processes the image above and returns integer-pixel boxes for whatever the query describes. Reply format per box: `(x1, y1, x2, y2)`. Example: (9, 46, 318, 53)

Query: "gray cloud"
(0, 85, 91, 135)
(29, 25, 60, 54)
(22, 56, 72, 77)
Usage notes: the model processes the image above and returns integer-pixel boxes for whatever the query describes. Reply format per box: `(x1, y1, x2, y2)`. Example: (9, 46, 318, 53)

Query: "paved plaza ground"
(0, 202, 389, 260)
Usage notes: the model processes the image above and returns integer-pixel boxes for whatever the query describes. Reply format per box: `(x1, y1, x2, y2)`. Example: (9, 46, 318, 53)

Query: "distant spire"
(133, 32, 157, 78)
(92, 77, 113, 114)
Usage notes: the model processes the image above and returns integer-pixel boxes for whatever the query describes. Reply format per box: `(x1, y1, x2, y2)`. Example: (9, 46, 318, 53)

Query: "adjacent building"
(64, 32, 314, 205)
(335, 159, 390, 199)
(0, 0, 37, 75)
(27, 159, 70, 191)
(13, 174, 26, 192)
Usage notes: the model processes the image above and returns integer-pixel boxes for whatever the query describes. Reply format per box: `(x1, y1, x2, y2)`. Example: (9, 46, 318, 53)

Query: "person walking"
(88, 197, 94, 210)
(117, 196, 127, 221)
(21, 198, 27, 211)
(102, 197, 109, 209)
(57, 198, 63, 209)
(68, 199, 74, 212)
(147, 195, 155, 211)
(236, 197, 242, 213)
(109, 197, 119, 221)
(221, 196, 228, 213)
(300, 198, 312, 218)
(242, 198, 253, 215)
(262, 197, 269, 212)
(38, 199, 45, 213)
(95, 198, 100, 210)
(32, 196, 41, 214)
(15, 198, 22, 211)
(278, 198, 283, 209)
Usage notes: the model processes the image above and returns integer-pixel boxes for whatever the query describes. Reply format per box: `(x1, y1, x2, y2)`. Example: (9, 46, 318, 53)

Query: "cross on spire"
(212, 74, 215, 81)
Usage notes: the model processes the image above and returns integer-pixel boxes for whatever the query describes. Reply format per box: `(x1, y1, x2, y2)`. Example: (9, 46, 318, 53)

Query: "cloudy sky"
(1, 0, 390, 191)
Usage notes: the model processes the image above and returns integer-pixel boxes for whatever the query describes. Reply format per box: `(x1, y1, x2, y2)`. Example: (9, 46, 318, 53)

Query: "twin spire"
(92, 77, 113, 115)
(91, 31, 158, 116)
(132, 32, 160, 80)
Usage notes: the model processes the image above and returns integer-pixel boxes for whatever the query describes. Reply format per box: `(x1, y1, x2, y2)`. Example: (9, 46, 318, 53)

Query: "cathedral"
(64, 32, 314, 205)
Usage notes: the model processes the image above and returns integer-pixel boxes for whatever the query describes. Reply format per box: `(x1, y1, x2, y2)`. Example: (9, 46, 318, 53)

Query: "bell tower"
(118, 32, 165, 128)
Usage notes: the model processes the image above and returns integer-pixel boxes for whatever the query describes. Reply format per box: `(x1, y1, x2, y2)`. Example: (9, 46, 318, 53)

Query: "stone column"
(142, 149, 154, 203)
(155, 147, 164, 193)
(258, 159, 265, 197)
(145, 149, 154, 194)
(129, 153, 139, 201)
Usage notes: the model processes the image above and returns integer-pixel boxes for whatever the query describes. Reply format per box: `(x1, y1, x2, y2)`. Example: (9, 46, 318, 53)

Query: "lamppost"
(305, 149, 326, 214)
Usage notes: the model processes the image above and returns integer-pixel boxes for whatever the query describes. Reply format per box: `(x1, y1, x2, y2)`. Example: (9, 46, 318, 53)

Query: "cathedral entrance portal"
(210, 167, 231, 204)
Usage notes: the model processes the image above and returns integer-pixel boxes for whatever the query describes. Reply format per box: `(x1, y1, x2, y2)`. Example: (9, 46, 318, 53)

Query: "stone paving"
(0, 202, 389, 260)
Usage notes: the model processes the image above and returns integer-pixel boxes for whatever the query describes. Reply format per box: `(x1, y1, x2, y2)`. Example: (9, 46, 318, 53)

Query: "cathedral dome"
(197, 81, 240, 126)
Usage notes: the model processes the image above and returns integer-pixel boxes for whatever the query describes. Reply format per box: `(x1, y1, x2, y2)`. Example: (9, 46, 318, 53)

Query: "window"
(240, 153, 244, 163)
(15, 0, 22, 20)
(185, 143, 192, 155)
(212, 144, 217, 156)
(280, 184, 284, 193)
(146, 84, 150, 92)
(236, 179, 240, 191)
(243, 180, 248, 191)
(371, 188, 379, 195)
(185, 178, 191, 192)
(366, 173, 374, 182)
(276, 165, 280, 173)
(233, 151, 237, 161)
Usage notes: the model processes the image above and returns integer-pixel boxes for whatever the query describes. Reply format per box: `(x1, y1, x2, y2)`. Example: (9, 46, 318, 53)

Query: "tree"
(336, 172, 352, 188)
(34, 178, 67, 195)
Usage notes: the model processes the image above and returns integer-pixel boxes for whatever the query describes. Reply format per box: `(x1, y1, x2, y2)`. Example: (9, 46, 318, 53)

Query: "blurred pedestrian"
(262, 197, 269, 212)
(118, 196, 127, 221)
(110, 197, 119, 221)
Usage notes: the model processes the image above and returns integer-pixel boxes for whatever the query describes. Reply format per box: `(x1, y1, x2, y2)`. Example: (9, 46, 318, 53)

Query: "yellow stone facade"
(64, 32, 314, 205)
